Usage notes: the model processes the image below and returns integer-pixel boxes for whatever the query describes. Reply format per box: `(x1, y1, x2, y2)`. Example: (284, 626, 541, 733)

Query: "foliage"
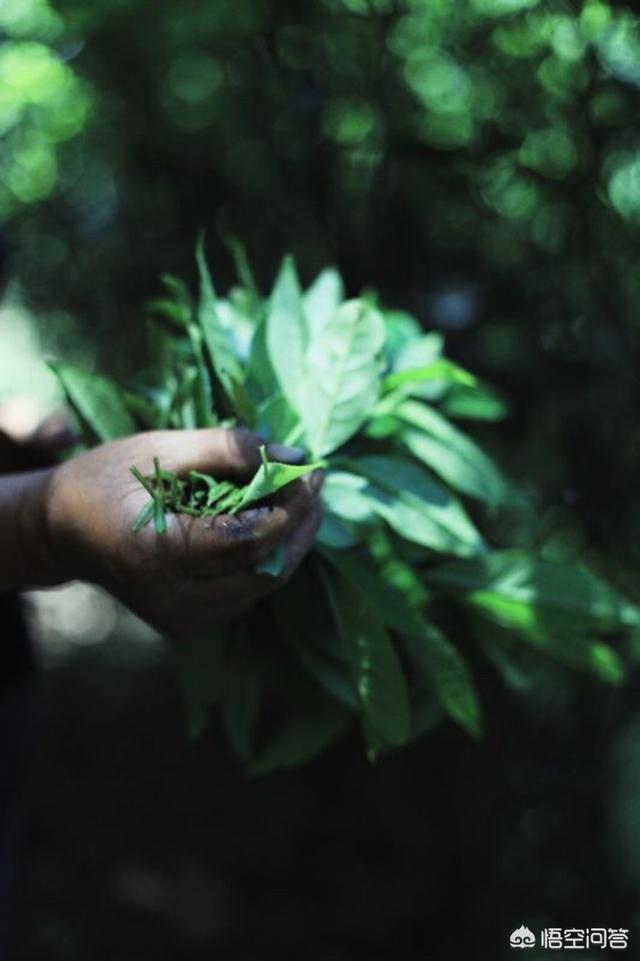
(129, 449, 322, 535)
(7, 0, 640, 579)
(0, 0, 92, 218)
(6, 0, 640, 938)
(50, 242, 640, 772)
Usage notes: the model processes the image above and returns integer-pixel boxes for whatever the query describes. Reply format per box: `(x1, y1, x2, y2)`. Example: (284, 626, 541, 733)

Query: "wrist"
(24, 467, 74, 587)
(39, 461, 86, 587)
(0, 467, 70, 589)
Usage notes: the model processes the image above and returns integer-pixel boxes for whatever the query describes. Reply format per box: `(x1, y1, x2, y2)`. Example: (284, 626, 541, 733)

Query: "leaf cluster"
(130, 447, 322, 536)
(50, 238, 640, 773)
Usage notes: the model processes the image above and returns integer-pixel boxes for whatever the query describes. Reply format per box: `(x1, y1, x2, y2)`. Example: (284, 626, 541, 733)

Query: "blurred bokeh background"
(4, 0, 640, 957)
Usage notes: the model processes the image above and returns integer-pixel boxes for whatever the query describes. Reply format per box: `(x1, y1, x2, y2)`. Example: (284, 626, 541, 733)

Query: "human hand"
(42, 427, 323, 636)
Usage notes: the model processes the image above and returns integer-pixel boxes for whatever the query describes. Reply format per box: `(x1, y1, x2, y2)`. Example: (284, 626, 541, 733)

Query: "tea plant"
(50, 238, 640, 773)
(129, 447, 323, 536)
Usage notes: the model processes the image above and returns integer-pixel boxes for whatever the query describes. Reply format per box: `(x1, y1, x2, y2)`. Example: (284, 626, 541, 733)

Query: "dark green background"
(4, 1, 640, 957)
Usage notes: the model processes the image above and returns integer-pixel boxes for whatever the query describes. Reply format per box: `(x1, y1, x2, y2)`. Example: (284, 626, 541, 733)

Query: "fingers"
(128, 474, 324, 636)
(157, 470, 323, 575)
(178, 474, 323, 593)
(164, 499, 323, 631)
(145, 427, 305, 481)
(279, 497, 324, 580)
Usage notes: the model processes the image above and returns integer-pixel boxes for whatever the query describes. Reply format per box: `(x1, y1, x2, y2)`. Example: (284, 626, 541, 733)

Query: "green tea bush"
(51, 240, 640, 772)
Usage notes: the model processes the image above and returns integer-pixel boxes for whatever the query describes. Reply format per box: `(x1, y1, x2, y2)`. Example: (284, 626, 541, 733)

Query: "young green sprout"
(129, 445, 322, 534)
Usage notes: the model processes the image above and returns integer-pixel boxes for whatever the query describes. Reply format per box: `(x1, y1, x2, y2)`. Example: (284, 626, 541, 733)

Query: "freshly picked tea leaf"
(49, 241, 638, 773)
(232, 447, 324, 513)
(128, 446, 322, 532)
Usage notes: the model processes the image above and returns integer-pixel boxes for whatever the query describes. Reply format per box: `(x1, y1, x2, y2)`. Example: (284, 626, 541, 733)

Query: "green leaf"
(365, 413, 403, 439)
(145, 274, 193, 329)
(251, 689, 352, 775)
(440, 382, 509, 421)
(301, 299, 386, 457)
(246, 314, 280, 401)
(367, 528, 431, 609)
(303, 267, 344, 337)
(132, 499, 155, 533)
(186, 324, 215, 427)
(584, 642, 626, 684)
(146, 297, 191, 329)
(265, 255, 308, 410)
(392, 332, 443, 372)
(160, 273, 194, 314)
(220, 627, 261, 762)
(321, 546, 426, 637)
(217, 293, 256, 361)
(195, 234, 244, 406)
(394, 400, 508, 504)
(321, 545, 480, 736)
(351, 454, 486, 557)
(152, 458, 168, 533)
(233, 447, 323, 512)
(267, 261, 385, 457)
(321, 471, 376, 524)
(384, 359, 477, 393)
(390, 333, 448, 399)
(271, 568, 358, 708)
(49, 361, 136, 442)
(318, 559, 410, 759)
(479, 614, 625, 685)
(320, 546, 480, 734)
(226, 374, 258, 427)
(255, 395, 300, 444)
(145, 320, 189, 394)
(171, 366, 199, 429)
(224, 234, 260, 298)
(174, 632, 226, 739)
(477, 625, 535, 693)
(382, 309, 423, 366)
(401, 624, 482, 738)
(315, 511, 363, 550)
(121, 390, 165, 431)
(428, 550, 640, 631)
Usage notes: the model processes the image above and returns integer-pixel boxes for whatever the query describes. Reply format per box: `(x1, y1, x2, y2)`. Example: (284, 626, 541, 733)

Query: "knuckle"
(226, 427, 259, 469)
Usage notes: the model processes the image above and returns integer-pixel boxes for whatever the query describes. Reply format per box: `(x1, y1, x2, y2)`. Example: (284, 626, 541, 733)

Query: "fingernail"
(266, 443, 306, 464)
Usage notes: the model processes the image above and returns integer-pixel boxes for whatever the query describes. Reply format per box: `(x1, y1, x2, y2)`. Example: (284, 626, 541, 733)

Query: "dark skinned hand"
(41, 427, 323, 637)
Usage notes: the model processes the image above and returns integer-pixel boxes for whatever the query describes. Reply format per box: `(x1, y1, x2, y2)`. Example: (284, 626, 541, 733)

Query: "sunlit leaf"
(428, 550, 640, 630)
(195, 233, 244, 409)
(303, 267, 344, 336)
(48, 362, 136, 441)
(351, 454, 487, 557)
(394, 399, 508, 504)
(233, 448, 323, 512)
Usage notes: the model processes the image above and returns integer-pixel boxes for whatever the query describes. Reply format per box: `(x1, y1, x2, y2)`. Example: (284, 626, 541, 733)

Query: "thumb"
(151, 427, 306, 481)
